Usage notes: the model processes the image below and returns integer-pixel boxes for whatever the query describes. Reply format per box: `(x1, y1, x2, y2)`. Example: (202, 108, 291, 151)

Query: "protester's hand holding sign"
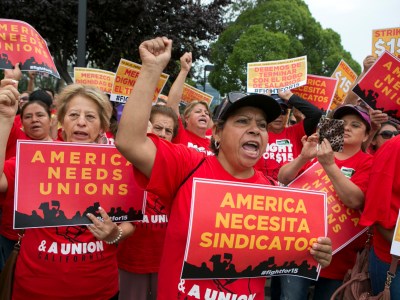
(310, 237, 332, 268)
(0, 83, 19, 121)
(4, 62, 22, 81)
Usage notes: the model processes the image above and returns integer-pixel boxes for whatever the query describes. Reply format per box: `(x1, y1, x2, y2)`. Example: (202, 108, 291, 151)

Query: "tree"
(1, 0, 231, 90)
(208, 0, 361, 94)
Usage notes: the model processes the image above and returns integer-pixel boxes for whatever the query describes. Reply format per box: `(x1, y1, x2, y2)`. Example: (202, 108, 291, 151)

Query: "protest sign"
(181, 83, 213, 104)
(292, 74, 338, 113)
(352, 51, 400, 124)
(390, 209, 400, 256)
(372, 27, 400, 59)
(182, 178, 327, 280)
(14, 141, 146, 229)
(288, 162, 367, 254)
(74, 67, 115, 94)
(109, 58, 169, 103)
(330, 60, 358, 111)
(0, 19, 59, 78)
(247, 56, 307, 94)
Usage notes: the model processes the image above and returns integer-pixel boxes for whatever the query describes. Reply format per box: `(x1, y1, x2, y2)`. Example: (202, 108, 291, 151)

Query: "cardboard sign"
(247, 56, 307, 94)
(372, 27, 400, 59)
(292, 74, 338, 113)
(109, 58, 169, 103)
(0, 19, 60, 78)
(352, 51, 400, 124)
(74, 67, 115, 94)
(288, 162, 367, 254)
(330, 60, 358, 111)
(181, 83, 213, 104)
(390, 209, 400, 256)
(182, 178, 327, 280)
(14, 141, 146, 229)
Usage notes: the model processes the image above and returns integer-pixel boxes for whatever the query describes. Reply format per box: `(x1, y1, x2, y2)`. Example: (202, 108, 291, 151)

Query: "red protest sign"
(352, 51, 400, 124)
(292, 74, 338, 113)
(0, 19, 60, 78)
(288, 162, 367, 254)
(182, 178, 327, 280)
(14, 141, 145, 229)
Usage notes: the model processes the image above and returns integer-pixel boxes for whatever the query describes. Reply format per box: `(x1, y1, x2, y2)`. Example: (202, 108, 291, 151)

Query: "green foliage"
(2, 0, 231, 92)
(209, 0, 361, 94)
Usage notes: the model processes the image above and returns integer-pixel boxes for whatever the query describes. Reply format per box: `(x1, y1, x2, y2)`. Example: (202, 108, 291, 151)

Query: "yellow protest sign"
(74, 67, 115, 94)
(372, 27, 400, 59)
(181, 83, 213, 104)
(110, 58, 169, 103)
(247, 56, 307, 94)
(330, 60, 357, 111)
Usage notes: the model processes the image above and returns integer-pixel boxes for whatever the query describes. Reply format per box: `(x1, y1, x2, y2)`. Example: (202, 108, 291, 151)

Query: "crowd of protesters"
(0, 36, 399, 300)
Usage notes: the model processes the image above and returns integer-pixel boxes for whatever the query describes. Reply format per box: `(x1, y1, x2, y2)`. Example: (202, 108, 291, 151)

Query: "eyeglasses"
(281, 108, 288, 115)
(378, 130, 399, 139)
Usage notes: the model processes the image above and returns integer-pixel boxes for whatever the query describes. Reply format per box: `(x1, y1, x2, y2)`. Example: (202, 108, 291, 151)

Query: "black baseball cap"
(214, 92, 281, 123)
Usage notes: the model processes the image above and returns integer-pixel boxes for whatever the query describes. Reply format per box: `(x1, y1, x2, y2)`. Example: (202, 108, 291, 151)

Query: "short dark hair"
(21, 100, 51, 119)
(29, 89, 53, 108)
(150, 105, 179, 138)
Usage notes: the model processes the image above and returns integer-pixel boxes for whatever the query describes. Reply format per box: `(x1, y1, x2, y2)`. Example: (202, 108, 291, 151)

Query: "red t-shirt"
(172, 118, 214, 156)
(255, 122, 305, 180)
(13, 227, 119, 300)
(360, 135, 400, 264)
(320, 150, 373, 280)
(134, 134, 272, 300)
(6, 119, 29, 160)
(117, 192, 168, 273)
(0, 157, 18, 240)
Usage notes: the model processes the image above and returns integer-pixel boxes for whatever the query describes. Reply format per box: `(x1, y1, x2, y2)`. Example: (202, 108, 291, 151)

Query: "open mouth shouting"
(242, 140, 260, 158)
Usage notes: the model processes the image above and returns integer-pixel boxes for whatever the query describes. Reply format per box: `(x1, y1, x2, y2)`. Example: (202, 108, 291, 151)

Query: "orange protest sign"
(372, 27, 400, 59)
(110, 58, 169, 103)
(292, 74, 338, 113)
(330, 60, 358, 111)
(74, 67, 115, 94)
(288, 162, 367, 254)
(0, 19, 59, 78)
(14, 141, 146, 229)
(182, 178, 326, 280)
(181, 83, 213, 104)
(247, 56, 307, 94)
(352, 51, 400, 124)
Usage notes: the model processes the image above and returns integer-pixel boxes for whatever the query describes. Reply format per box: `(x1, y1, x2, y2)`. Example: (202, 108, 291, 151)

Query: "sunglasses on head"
(215, 92, 248, 120)
(227, 92, 248, 103)
(379, 130, 399, 139)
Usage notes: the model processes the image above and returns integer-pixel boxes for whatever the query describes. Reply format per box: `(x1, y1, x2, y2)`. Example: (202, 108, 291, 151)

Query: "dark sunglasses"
(379, 130, 399, 139)
(216, 92, 248, 120)
(281, 108, 288, 115)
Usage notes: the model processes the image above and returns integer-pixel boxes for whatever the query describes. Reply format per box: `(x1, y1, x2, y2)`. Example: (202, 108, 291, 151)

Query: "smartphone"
(317, 116, 345, 152)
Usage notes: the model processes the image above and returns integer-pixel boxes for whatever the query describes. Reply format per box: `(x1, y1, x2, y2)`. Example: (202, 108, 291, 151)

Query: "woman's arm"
(115, 37, 172, 178)
(278, 134, 318, 185)
(317, 139, 365, 209)
(167, 52, 192, 116)
(0, 84, 19, 192)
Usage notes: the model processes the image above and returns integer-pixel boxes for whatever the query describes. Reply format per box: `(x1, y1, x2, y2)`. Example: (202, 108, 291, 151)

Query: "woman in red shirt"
(116, 36, 333, 300)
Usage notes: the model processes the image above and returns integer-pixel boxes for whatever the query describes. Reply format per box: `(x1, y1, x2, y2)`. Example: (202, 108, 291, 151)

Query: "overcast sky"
(303, 0, 400, 67)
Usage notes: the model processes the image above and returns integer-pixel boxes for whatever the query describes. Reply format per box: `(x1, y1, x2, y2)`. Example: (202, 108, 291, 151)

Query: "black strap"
(177, 157, 206, 190)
